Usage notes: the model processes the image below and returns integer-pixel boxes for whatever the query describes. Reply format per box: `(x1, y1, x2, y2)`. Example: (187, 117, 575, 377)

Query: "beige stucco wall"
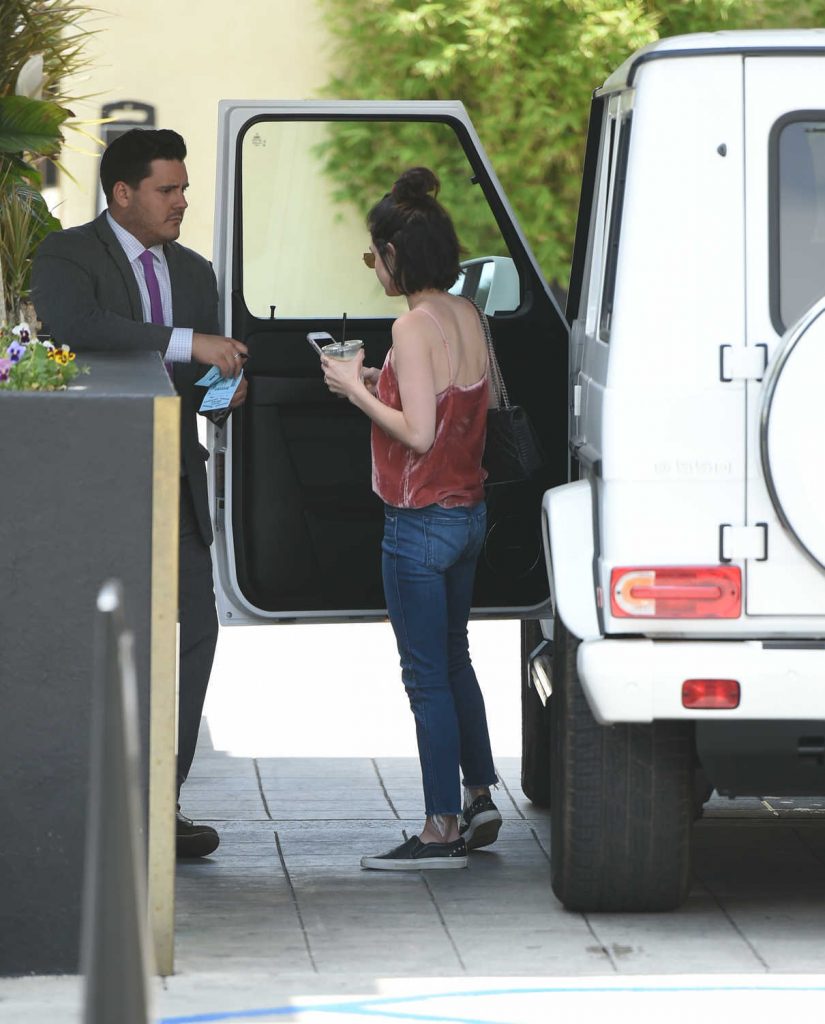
(58, 0, 333, 260)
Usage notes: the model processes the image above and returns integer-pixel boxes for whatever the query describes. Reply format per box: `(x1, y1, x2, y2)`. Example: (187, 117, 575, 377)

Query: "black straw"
(342, 312, 347, 348)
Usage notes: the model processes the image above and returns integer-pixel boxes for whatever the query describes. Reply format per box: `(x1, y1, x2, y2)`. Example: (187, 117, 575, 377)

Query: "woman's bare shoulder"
(392, 305, 441, 344)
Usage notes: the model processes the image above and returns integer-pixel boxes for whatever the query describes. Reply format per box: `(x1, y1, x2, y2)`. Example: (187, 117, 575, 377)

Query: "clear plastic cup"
(321, 339, 363, 360)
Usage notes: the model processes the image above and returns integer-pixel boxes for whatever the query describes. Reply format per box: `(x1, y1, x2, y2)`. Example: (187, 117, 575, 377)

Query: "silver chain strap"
(470, 299, 510, 410)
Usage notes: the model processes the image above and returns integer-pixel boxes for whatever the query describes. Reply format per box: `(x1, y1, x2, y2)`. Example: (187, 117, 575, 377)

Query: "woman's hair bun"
(392, 166, 440, 205)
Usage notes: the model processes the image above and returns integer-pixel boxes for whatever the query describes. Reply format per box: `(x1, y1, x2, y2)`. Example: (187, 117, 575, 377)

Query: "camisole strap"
(416, 306, 455, 384)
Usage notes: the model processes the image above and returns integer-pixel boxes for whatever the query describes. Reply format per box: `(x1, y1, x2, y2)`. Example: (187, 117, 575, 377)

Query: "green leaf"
(0, 180, 62, 314)
(0, 152, 39, 187)
(0, 95, 70, 158)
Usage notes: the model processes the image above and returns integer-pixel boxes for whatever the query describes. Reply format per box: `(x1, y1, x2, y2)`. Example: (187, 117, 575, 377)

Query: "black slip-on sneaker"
(176, 809, 220, 858)
(360, 835, 468, 871)
(459, 795, 502, 850)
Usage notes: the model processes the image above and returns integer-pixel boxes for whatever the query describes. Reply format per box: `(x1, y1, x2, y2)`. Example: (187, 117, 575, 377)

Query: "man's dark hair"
(367, 166, 462, 294)
(100, 128, 187, 202)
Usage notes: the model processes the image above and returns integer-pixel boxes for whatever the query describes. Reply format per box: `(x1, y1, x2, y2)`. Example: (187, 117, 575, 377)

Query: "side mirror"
(449, 256, 520, 315)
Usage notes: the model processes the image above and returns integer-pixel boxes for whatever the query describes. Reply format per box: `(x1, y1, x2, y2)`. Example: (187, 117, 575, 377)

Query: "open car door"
(209, 100, 568, 624)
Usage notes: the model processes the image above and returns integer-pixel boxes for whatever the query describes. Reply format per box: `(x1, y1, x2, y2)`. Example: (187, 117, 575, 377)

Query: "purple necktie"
(138, 249, 173, 378)
(138, 249, 164, 324)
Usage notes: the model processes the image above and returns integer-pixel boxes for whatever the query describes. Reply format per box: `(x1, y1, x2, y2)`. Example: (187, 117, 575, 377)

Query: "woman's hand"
(319, 311, 437, 454)
(361, 365, 380, 395)
(321, 349, 365, 400)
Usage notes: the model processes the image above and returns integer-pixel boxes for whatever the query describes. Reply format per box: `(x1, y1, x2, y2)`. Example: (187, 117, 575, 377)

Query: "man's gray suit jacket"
(31, 213, 220, 545)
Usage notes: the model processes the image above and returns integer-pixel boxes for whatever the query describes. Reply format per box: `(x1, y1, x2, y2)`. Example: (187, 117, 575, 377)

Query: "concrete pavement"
(4, 742, 823, 1022)
(1, 621, 824, 1022)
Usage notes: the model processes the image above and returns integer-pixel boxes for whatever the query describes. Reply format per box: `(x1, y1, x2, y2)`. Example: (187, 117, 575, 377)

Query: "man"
(32, 129, 247, 858)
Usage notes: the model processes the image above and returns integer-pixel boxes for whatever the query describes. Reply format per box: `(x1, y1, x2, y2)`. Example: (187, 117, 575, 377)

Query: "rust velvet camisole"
(371, 306, 489, 509)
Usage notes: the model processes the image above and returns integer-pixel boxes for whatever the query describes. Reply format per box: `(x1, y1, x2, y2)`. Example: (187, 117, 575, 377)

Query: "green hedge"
(319, 0, 825, 289)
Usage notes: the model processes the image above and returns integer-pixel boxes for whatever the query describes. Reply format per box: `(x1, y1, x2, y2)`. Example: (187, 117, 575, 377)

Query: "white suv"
(539, 29, 825, 911)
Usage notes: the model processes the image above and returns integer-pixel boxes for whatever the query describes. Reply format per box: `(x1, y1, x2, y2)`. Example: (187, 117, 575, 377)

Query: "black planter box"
(0, 353, 179, 975)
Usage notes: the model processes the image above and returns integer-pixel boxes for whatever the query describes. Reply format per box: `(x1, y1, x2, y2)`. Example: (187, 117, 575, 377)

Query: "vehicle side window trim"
(566, 96, 606, 323)
(581, 105, 615, 336)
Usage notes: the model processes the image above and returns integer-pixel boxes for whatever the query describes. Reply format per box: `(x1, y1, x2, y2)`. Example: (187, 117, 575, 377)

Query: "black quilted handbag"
(473, 302, 545, 486)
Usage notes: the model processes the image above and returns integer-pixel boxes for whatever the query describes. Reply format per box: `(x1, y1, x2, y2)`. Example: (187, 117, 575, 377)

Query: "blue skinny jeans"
(382, 502, 498, 816)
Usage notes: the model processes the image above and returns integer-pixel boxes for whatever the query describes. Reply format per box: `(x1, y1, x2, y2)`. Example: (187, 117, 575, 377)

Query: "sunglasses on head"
(362, 250, 376, 269)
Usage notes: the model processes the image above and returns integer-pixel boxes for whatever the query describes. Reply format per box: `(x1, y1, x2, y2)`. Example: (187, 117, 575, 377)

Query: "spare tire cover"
(760, 296, 825, 571)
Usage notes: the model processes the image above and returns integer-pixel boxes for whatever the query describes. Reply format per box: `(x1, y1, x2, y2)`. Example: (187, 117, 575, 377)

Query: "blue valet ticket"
(195, 366, 244, 411)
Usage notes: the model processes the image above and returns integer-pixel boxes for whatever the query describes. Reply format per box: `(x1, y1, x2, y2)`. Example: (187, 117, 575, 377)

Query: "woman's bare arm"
(320, 311, 438, 453)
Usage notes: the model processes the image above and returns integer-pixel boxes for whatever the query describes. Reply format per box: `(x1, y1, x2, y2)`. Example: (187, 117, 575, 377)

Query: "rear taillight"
(610, 566, 741, 619)
(682, 679, 741, 709)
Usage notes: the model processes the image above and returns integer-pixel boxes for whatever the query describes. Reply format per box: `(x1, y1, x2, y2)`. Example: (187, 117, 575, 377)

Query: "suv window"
(598, 113, 632, 342)
(771, 113, 825, 331)
(577, 96, 632, 342)
(239, 119, 516, 319)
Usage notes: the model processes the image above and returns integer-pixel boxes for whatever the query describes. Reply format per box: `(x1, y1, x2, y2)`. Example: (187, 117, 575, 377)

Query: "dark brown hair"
(367, 167, 462, 294)
(100, 128, 187, 202)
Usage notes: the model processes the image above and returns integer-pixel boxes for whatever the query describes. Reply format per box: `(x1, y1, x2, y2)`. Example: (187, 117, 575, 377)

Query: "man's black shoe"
(459, 794, 502, 850)
(176, 809, 220, 858)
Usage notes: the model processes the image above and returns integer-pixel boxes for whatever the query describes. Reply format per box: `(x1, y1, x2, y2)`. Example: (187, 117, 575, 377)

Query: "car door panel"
(211, 101, 569, 624)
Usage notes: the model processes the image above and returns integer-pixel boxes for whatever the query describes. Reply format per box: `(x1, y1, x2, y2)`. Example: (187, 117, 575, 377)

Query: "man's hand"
(229, 375, 248, 409)
(192, 333, 248, 378)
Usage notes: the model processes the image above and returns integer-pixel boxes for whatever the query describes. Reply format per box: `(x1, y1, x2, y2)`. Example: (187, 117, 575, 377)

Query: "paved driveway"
(177, 620, 825, 980)
(176, 745, 825, 979)
(2, 620, 823, 1023)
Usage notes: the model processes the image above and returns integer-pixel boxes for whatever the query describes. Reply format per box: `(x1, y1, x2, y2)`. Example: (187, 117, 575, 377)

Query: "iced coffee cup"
(321, 339, 363, 360)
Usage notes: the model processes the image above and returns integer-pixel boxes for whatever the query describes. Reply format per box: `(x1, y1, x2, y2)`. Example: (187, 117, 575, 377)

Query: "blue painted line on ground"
(364, 1011, 512, 1023)
(158, 983, 825, 1024)
(332, 1007, 501, 1024)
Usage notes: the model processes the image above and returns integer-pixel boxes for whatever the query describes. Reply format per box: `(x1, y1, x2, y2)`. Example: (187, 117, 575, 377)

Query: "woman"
(321, 167, 502, 870)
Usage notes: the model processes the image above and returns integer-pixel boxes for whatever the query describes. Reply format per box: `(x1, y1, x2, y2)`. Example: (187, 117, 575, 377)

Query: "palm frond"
(0, 96, 70, 157)
(0, 1, 99, 103)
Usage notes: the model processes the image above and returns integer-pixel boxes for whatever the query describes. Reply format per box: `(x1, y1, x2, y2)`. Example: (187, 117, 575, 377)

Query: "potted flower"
(0, 320, 84, 391)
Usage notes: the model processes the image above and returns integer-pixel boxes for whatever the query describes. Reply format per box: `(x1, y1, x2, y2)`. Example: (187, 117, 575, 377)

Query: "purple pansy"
(11, 323, 31, 344)
(7, 340, 26, 362)
(0, 358, 12, 381)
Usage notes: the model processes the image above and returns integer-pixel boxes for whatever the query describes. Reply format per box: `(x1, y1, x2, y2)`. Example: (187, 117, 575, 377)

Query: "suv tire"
(550, 616, 694, 912)
(521, 618, 552, 806)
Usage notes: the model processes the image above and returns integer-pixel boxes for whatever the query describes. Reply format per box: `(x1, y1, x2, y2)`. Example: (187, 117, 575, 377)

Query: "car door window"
(240, 119, 516, 319)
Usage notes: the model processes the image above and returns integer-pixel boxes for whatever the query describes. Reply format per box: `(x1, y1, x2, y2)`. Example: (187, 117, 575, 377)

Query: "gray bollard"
(80, 580, 153, 1024)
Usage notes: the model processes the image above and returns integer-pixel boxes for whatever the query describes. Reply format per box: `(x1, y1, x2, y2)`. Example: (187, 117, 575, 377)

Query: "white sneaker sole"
(461, 810, 502, 850)
(360, 855, 468, 871)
